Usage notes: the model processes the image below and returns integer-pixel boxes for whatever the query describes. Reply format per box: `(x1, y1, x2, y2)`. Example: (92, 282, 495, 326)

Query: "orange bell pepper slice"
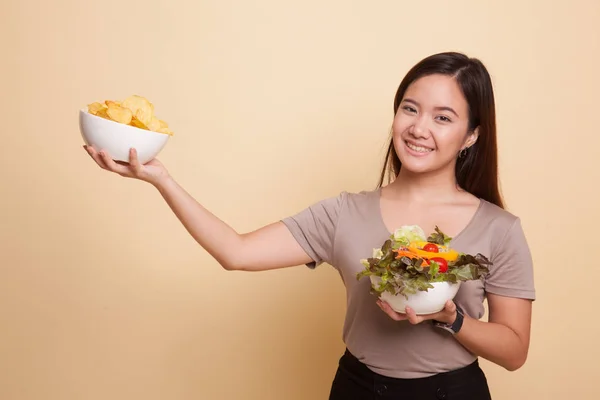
(408, 241, 459, 262)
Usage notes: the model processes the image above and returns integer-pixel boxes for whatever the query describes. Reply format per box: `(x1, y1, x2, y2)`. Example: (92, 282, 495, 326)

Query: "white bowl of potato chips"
(79, 95, 173, 164)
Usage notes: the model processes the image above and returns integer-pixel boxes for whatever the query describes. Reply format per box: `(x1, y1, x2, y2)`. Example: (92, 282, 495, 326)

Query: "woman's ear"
(464, 126, 480, 150)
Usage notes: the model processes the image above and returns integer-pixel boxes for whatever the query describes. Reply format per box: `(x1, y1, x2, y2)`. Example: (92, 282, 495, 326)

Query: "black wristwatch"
(433, 305, 464, 334)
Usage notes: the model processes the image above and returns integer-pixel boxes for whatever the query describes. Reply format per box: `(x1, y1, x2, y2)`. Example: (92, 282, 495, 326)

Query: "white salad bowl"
(370, 276, 461, 315)
(79, 109, 170, 164)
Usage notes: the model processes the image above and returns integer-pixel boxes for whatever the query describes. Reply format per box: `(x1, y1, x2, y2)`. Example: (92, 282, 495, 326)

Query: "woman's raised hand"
(83, 145, 170, 187)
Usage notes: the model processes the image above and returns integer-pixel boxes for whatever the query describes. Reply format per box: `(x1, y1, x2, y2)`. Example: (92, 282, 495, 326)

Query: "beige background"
(1, 0, 599, 399)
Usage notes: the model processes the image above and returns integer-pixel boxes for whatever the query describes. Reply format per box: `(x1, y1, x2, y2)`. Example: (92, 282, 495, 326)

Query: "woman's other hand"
(377, 299, 458, 325)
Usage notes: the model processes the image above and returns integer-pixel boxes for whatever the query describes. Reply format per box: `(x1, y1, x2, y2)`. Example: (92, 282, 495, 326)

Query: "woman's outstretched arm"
(85, 146, 313, 271)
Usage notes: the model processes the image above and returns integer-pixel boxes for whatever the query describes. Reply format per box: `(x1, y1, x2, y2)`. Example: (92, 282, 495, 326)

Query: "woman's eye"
(403, 106, 416, 113)
(437, 115, 451, 122)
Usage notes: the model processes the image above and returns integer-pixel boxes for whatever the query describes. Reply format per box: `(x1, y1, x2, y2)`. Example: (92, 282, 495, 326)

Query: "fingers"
(444, 300, 456, 314)
(377, 300, 408, 322)
(376, 299, 456, 325)
(83, 145, 132, 176)
(84, 145, 109, 170)
(406, 301, 457, 324)
(375, 301, 422, 324)
(100, 151, 133, 175)
(404, 306, 424, 325)
(408, 301, 457, 325)
(128, 148, 143, 175)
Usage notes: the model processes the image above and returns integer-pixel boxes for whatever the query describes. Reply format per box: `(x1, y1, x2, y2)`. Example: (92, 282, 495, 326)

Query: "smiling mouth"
(405, 141, 434, 153)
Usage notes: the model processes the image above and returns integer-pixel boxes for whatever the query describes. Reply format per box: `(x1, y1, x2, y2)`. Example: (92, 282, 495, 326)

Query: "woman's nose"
(409, 117, 429, 138)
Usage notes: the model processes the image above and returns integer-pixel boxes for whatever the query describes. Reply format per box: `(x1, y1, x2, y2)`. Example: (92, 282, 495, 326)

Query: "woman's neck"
(385, 166, 463, 203)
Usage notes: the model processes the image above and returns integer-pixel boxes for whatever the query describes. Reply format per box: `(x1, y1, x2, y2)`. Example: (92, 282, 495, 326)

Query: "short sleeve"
(485, 218, 536, 300)
(280, 192, 346, 269)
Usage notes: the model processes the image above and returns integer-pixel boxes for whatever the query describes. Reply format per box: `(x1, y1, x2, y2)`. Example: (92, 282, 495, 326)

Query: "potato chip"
(104, 100, 121, 108)
(88, 102, 107, 115)
(130, 115, 149, 130)
(86, 95, 173, 136)
(157, 119, 173, 135)
(106, 104, 133, 124)
(157, 127, 173, 135)
(122, 95, 153, 126)
(147, 116, 161, 131)
(96, 108, 110, 119)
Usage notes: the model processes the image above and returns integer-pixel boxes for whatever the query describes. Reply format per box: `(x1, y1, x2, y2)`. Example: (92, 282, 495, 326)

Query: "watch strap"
(433, 305, 464, 334)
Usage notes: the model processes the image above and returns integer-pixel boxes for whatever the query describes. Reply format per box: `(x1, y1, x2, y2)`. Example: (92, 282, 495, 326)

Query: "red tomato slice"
(430, 257, 448, 273)
(422, 243, 439, 253)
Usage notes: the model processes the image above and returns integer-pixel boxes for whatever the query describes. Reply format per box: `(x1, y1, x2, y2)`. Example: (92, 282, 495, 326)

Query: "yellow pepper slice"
(408, 241, 460, 262)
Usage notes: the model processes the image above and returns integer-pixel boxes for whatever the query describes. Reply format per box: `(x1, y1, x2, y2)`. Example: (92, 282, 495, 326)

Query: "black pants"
(329, 349, 492, 400)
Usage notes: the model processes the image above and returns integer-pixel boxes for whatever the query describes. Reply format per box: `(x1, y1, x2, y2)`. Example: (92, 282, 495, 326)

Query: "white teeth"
(406, 141, 433, 153)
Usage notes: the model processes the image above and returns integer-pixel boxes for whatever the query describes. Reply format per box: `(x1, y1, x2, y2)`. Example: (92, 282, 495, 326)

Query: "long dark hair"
(377, 52, 504, 209)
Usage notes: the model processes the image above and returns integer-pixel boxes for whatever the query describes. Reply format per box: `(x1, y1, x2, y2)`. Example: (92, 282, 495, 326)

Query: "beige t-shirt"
(281, 188, 535, 379)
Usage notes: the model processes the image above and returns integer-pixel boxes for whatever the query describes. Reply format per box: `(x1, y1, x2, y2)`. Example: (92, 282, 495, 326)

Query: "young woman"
(84, 52, 535, 399)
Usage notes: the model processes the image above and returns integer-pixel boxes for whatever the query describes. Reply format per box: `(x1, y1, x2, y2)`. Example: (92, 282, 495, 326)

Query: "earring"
(459, 148, 467, 158)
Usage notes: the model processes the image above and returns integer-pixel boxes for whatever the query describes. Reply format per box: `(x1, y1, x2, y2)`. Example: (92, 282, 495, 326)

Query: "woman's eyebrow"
(403, 98, 459, 117)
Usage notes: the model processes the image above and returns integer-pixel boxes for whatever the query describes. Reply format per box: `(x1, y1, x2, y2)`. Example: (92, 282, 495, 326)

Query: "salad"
(357, 225, 491, 299)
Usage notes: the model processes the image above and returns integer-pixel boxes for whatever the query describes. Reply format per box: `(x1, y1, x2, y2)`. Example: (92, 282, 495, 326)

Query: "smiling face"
(392, 74, 479, 175)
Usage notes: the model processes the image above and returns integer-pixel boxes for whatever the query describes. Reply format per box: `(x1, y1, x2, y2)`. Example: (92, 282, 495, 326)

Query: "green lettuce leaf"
(427, 226, 452, 246)
(392, 225, 426, 246)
